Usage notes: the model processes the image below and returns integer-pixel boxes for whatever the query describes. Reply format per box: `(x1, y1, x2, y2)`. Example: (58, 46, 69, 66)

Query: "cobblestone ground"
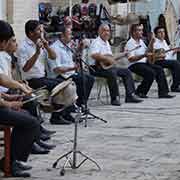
(1, 82, 180, 180)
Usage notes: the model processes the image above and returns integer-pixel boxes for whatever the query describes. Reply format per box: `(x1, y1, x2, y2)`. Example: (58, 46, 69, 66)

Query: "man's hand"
(74, 63, 80, 71)
(6, 101, 23, 111)
(2, 93, 24, 101)
(19, 83, 32, 95)
(36, 39, 44, 53)
(41, 38, 49, 49)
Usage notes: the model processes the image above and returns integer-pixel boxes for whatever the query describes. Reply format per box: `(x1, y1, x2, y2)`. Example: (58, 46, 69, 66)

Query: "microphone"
(45, 32, 62, 38)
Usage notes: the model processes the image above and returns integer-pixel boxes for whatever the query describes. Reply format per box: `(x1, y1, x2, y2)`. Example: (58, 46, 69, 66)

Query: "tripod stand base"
(53, 150, 101, 176)
(81, 108, 107, 127)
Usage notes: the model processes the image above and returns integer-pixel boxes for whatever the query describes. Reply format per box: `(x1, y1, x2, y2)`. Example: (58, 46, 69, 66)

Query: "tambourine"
(32, 79, 78, 112)
(50, 78, 78, 107)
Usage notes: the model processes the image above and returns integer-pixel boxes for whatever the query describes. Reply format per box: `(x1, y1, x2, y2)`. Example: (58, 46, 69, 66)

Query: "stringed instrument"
(99, 45, 141, 70)
(148, 47, 180, 64)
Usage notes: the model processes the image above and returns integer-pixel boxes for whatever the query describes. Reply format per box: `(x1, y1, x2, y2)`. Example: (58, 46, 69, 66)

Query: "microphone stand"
(52, 106, 101, 176)
(60, 40, 107, 127)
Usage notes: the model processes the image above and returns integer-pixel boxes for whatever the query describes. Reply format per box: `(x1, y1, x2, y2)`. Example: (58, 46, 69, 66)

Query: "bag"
(88, 3, 97, 17)
(72, 4, 81, 17)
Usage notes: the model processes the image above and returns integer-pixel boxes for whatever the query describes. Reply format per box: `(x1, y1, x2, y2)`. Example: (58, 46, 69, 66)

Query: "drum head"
(164, 0, 178, 45)
(51, 79, 72, 97)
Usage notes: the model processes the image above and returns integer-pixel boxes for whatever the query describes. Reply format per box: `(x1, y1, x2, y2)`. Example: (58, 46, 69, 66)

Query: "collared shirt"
(48, 40, 75, 78)
(153, 38, 175, 60)
(0, 51, 12, 92)
(16, 37, 47, 80)
(88, 36, 112, 65)
(125, 37, 147, 66)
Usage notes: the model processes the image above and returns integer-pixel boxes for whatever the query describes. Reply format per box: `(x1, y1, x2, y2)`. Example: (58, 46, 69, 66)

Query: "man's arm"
(128, 54, 147, 62)
(23, 49, 41, 72)
(53, 66, 78, 74)
(43, 39, 56, 60)
(91, 53, 114, 64)
(0, 74, 32, 94)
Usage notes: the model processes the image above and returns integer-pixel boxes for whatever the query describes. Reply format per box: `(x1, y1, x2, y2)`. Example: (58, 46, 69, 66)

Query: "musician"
(0, 20, 41, 178)
(4, 35, 57, 154)
(16, 20, 73, 125)
(89, 24, 142, 105)
(47, 26, 94, 109)
(125, 24, 174, 98)
(153, 26, 180, 92)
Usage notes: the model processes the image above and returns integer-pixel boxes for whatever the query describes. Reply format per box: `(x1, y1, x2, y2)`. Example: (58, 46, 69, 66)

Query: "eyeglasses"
(157, 30, 165, 33)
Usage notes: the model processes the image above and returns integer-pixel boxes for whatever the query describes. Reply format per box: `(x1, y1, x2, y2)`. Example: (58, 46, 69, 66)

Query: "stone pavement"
(1, 82, 180, 180)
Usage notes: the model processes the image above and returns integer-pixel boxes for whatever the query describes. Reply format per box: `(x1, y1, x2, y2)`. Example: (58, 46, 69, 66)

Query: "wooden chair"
(95, 77, 109, 104)
(0, 125, 11, 177)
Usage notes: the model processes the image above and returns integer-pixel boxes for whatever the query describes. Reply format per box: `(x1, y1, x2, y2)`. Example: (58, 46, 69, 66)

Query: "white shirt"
(153, 38, 175, 60)
(125, 37, 147, 66)
(0, 51, 12, 92)
(88, 36, 112, 65)
(48, 40, 75, 78)
(16, 37, 47, 80)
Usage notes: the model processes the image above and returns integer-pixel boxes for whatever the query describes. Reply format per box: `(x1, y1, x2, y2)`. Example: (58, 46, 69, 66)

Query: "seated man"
(89, 23, 142, 105)
(16, 20, 73, 125)
(4, 35, 55, 154)
(125, 24, 174, 99)
(47, 25, 94, 109)
(153, 26, 180, 92)
(0, 20, 40, 178)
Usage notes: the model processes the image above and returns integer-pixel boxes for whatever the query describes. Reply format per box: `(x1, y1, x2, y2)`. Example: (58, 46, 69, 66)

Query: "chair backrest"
(0, 125, 11, 177)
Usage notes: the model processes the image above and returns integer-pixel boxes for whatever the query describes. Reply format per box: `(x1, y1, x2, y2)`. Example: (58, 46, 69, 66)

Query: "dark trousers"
(28, 77, 64, 92)
(155, 60, 180, 90)
(28, 77, 66, 118)
(90, 65, 135, 101)
(129, 62, 169, 96)
(68, 73, 94, 106)
(0, 108, 40, 162)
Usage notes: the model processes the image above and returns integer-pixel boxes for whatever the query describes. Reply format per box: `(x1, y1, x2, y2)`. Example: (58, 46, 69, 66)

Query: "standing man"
(125, 24, 174, 98)
(47, 26, 94, 109)
(89, 24, 142, 105)
(16, 20, 73, 125)
(153, 26, 180, 92)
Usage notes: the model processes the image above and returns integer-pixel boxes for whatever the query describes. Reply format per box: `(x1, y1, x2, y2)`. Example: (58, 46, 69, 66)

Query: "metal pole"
(69, 0, 72, 17)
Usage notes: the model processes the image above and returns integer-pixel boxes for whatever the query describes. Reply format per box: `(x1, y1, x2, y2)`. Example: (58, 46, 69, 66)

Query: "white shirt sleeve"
(89, 40, 101, 56)
(16, 46, 30, 68)
(125, 41, 136, 58)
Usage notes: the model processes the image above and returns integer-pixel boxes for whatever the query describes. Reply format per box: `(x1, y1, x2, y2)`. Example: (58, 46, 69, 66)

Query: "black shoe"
(50, 116, 72, 125)
(0, 157, 4, 172)
(31, 143, 50, 154)
(135, 92, 148, 98)
(15, 161, 32, 171)
(40, 125, 56, 135)
(11, 161, 31, 177)
(37, 140, 56, 150)
(111, 99, 121, 106)
(40, 132, 51, 141)
(159, 94, 175, 98)
(171, 87, 180, 92)
(125, 95, 143, 103)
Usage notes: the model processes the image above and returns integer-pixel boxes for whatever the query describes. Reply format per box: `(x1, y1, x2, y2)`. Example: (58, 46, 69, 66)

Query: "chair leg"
(4, 128, 11, 177)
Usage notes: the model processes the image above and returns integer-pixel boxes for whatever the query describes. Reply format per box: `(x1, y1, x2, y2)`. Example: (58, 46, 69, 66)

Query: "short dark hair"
(25, 20, 40, 36)
(154, 26, 165, 35)
(0, 20, 14, 42)
(130, 24, 141, 36)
